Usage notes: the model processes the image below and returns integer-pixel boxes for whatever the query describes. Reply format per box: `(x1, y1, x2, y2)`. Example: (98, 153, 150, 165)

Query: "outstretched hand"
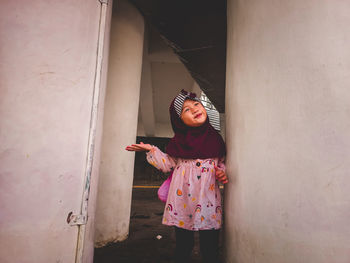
(125, 142, 153, 152)
(214, 165, 228, 184)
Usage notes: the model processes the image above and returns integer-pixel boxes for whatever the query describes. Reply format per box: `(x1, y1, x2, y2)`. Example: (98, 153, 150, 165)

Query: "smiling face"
(180, 99, 207, 127)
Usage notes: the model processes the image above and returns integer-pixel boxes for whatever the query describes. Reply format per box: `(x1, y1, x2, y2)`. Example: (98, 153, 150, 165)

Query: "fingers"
(215, 169, 225, 177)
(214, 164, 228, 183)
(125, 145, 140, 151)
(125, 143, 153, 152)
(125, 144, 148, 152)
(217, 176, 228, 184)
(221, 179, 229, 184)
(215, 169, 228, 184)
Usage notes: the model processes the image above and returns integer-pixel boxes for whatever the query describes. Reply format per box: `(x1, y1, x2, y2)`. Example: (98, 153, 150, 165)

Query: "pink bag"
(158, 172, 173, 203)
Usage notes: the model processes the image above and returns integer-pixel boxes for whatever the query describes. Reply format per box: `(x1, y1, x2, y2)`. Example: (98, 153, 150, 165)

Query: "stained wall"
(0, 0, 110, 262)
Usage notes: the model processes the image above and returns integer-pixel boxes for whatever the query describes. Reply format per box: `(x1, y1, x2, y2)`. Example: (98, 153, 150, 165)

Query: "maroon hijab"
(166, 90, 226, 159)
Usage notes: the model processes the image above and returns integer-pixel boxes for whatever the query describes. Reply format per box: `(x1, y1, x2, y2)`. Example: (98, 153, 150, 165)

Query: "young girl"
(126, 89, 228, 263)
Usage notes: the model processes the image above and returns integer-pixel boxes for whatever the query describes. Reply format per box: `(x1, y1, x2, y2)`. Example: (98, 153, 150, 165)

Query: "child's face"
(180, 99, 207, 127)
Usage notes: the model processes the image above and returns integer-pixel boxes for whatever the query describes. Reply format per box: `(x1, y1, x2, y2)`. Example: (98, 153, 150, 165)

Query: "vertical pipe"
(75, 1, 110, 262)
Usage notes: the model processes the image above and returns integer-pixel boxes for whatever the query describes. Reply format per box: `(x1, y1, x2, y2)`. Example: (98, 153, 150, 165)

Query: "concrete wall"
(137, 26, 196, 138)
(0, 0, 110, 262)
(94, 0, 144, 247)
(225, 1, 350, 262)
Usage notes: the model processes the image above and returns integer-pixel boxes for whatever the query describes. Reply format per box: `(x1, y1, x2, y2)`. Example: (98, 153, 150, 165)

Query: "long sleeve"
(216, 157, 226, 173)
(146, 146, 177, 173)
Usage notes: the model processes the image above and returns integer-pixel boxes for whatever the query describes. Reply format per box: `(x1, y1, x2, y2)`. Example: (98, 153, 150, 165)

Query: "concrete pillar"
(95, 0, 144, 247)
(0, 1, 110, 262)
(140, 31, 156, 137)
(225, 1, 350, 262)
(219, 113, 226, 140)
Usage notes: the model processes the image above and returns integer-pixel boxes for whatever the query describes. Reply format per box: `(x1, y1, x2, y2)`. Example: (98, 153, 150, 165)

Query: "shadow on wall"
(133, 136, 171, 185)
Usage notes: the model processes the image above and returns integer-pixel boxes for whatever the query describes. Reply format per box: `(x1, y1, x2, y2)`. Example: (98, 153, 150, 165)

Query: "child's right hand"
(214, 165, 229, 184)
(125, 142, 153, 152)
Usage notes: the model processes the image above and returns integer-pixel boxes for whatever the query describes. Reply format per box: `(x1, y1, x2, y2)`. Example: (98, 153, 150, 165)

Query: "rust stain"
(66, 211, 73, 224)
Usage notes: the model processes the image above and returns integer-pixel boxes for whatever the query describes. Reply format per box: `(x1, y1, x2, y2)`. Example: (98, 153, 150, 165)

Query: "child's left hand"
(214, 165, 228, 184)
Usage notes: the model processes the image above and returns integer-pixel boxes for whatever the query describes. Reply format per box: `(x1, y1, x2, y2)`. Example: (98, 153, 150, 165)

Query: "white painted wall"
(94, 0, 144, 247)
(225, 1, 350, 262)
(0, 0, 109, 262)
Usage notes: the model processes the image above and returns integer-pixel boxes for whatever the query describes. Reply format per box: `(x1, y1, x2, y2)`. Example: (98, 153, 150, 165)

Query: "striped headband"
(173, 89, 201, 116)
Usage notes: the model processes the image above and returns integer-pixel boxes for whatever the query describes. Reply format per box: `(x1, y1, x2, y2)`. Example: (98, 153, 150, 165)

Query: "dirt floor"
(94, 187, 223, 263)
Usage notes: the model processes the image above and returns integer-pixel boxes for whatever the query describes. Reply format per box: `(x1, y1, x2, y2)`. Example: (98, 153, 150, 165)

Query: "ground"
(94, 187, 223, 263)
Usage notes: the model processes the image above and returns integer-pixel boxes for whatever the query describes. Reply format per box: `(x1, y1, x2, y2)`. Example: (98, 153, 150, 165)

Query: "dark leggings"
(174, 227, 220, 263)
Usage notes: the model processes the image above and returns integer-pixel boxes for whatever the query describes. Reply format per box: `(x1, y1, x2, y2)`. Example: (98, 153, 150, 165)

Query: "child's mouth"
(194, 113, 202, 119)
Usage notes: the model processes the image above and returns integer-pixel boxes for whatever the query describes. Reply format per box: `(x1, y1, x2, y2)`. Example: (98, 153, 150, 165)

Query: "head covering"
(172, 89, 221, 131)
(166, 89, 226, 159)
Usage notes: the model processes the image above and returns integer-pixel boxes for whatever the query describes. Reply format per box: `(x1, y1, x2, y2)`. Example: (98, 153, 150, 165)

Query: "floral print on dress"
(146, 146, 225, 231)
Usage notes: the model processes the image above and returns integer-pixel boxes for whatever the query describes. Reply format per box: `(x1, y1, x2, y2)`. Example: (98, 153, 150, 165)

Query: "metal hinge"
(67, 212, 88, 226)
(99, 0, 108, 4)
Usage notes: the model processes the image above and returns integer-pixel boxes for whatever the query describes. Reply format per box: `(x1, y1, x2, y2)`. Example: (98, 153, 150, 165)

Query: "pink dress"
(146, 146, 225, 231)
